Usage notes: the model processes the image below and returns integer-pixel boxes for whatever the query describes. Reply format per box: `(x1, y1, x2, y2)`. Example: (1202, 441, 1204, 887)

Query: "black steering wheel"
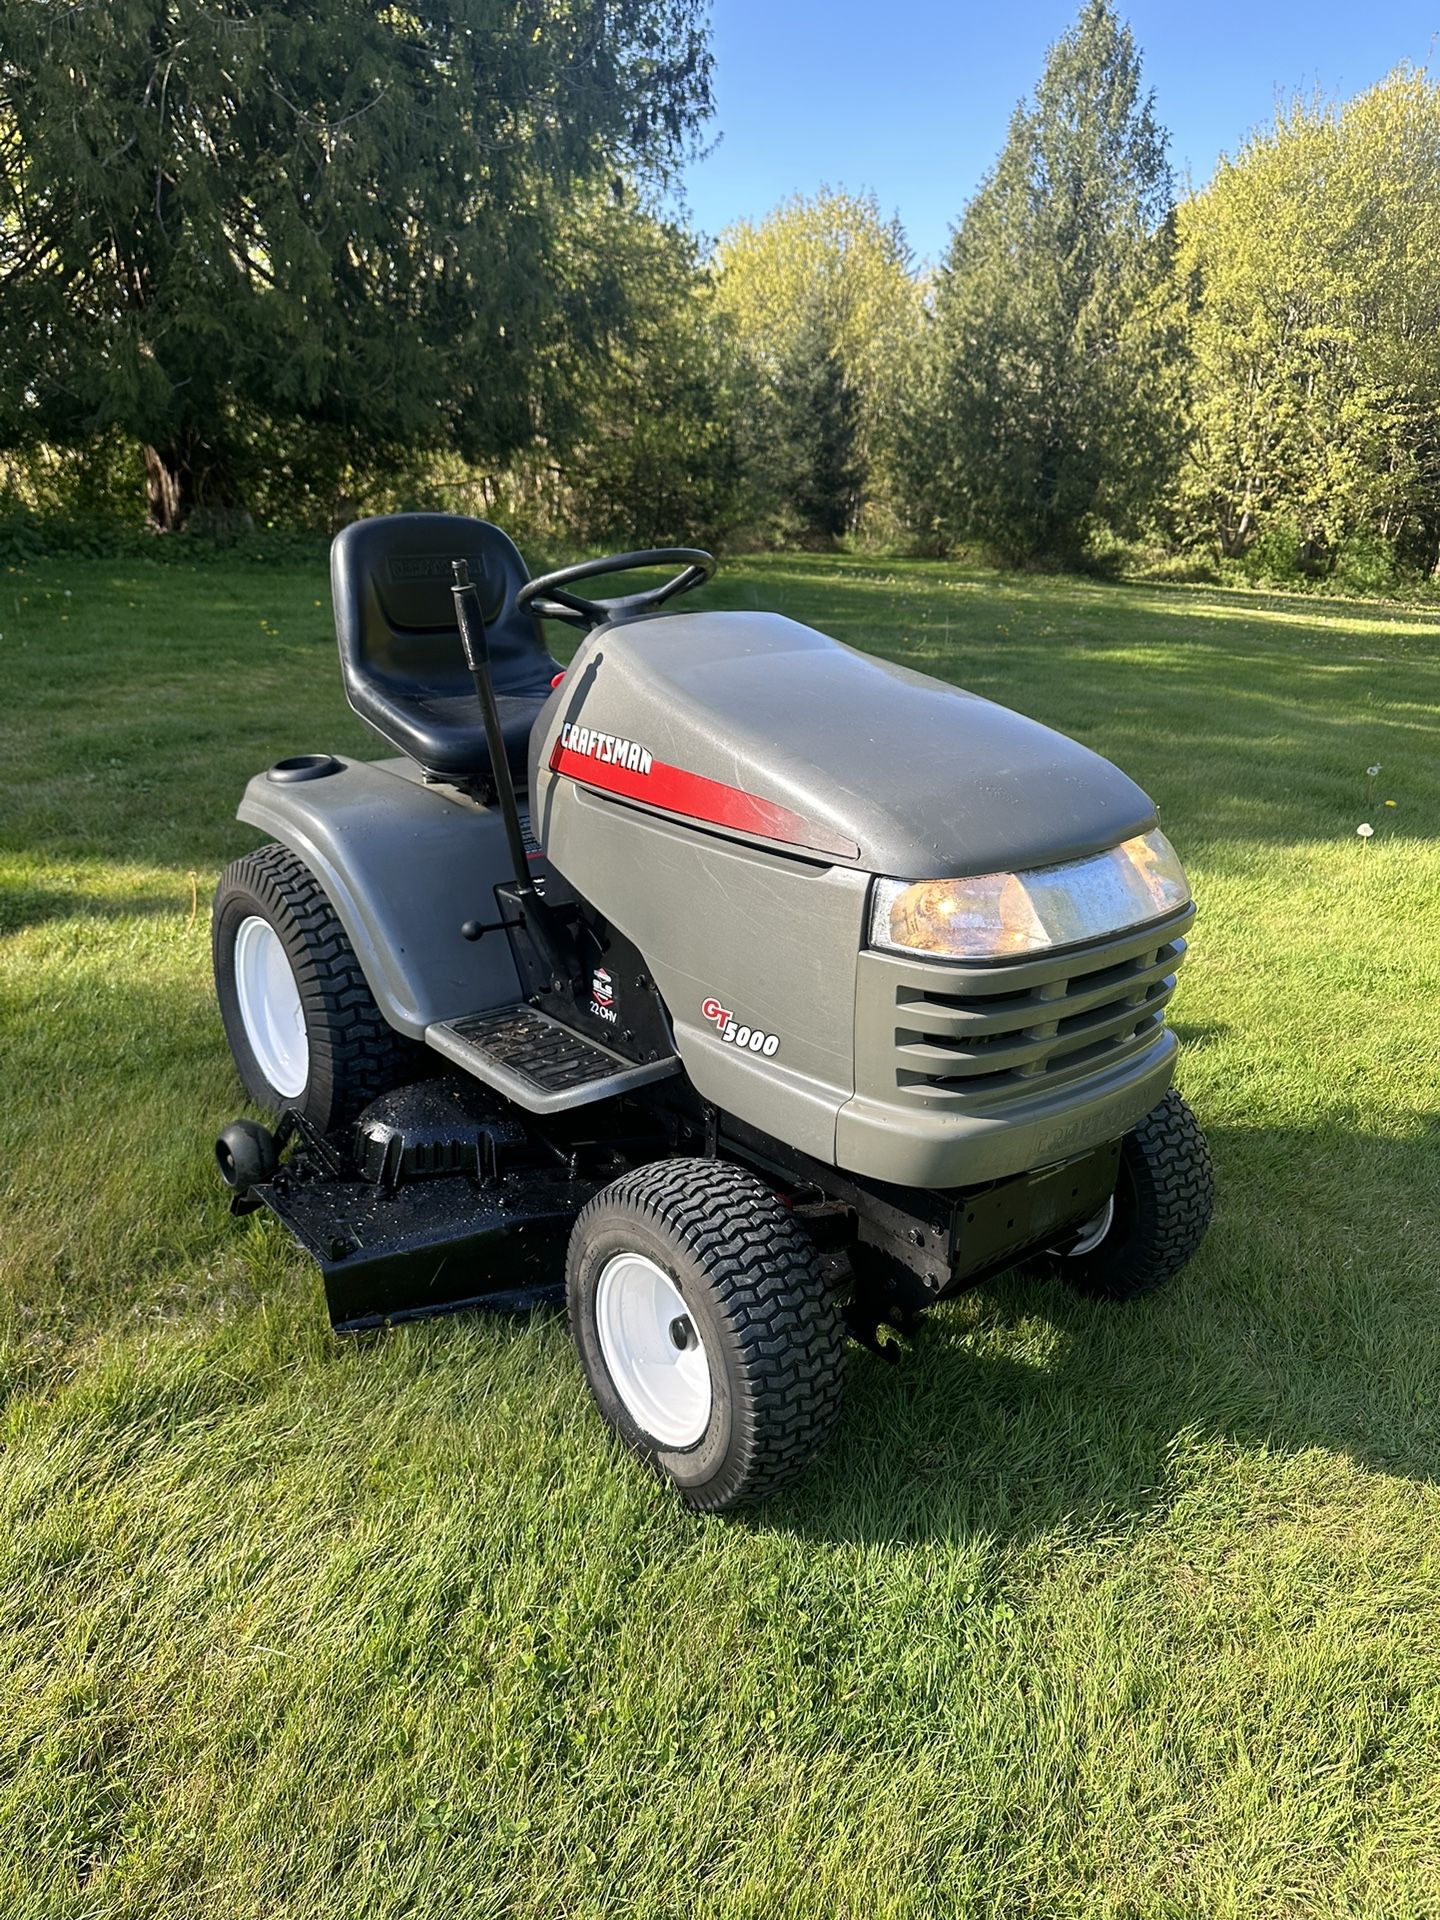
(516, 547, 716, 631)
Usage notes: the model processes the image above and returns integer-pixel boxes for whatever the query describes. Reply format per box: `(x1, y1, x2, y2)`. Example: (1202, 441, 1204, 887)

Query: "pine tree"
(770, 307, 864, 544)
(0, 1, 711, 529)
(923, 0, 1175, 561)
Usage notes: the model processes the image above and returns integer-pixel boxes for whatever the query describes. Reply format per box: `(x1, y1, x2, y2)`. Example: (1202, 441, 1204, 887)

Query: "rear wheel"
(566, 1158, 846, 1512)
(213, 842, 425, 1131)
(1045, 1089, 1214, 1301)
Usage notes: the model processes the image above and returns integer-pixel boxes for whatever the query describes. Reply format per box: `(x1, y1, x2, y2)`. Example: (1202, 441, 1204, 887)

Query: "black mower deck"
(258, 1162, 588, 1329)
(427, 1003, 677, 1114)
(227, 1080, 613, 1330)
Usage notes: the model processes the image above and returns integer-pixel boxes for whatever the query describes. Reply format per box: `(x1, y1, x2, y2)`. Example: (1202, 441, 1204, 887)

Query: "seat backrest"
(330, 512, 560, 703)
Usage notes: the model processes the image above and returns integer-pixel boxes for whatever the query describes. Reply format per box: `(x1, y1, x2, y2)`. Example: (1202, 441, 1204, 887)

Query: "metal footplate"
(426, 1005, 677, 1114)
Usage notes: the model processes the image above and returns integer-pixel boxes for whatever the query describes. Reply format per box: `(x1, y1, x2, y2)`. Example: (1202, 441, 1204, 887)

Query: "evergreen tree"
(769, 305, 864, 543)
(547, 200, 748, 549)
(0, 1, 711, 529)
(922, 0, 1174, 561)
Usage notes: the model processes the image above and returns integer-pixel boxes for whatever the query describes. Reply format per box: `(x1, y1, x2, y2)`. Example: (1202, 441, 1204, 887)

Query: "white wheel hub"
(233, 914, 309, 1099)
(1052, 1195, 1115, 1259)
(595, 1252, 712, 1448)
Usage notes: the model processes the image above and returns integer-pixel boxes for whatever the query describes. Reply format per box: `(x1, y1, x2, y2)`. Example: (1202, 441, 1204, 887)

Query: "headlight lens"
(871, 829, 1191, 962)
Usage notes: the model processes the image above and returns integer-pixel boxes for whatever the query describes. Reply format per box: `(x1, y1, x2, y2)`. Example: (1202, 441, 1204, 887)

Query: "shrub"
(1332, 532, 1401, 597)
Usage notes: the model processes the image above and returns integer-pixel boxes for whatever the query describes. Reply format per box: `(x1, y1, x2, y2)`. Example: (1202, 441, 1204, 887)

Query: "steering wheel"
(516, 547, 716, 631)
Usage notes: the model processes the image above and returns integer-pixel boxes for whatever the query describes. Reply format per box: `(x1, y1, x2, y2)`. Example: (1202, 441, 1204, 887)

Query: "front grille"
(865, 907, 1193, 1111)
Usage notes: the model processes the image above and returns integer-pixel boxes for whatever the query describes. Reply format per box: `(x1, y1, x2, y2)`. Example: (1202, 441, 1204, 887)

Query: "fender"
(236, 756, 522, 1037)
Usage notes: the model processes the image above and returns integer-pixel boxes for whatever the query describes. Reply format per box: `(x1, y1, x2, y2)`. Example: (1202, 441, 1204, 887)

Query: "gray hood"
(532, 609, 1156, 878)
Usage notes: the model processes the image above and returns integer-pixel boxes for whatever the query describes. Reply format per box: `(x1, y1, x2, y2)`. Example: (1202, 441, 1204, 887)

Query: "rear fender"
(235, 756, 522, 1037)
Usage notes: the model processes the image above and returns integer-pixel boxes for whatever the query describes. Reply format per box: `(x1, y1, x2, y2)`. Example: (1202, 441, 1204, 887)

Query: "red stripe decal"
(549, 742, 859, 860)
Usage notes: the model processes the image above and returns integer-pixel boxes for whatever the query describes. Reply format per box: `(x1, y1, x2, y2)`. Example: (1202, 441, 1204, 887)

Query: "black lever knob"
(461, 919, 484, 942)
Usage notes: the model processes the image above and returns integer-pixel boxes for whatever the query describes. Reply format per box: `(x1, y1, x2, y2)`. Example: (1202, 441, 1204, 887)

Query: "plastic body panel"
(237, 603, 1190, 1189)
(838, 1023, 1177, 1186)
(236, 755, 522, 1037)
(541, 784, 870, 1161)
(839, 906, 1192, 1184)
(529, 609, 1157, 878)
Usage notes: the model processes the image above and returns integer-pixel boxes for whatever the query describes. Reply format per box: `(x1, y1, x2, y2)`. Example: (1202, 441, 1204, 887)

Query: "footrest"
(426, 1005, 677, 1114)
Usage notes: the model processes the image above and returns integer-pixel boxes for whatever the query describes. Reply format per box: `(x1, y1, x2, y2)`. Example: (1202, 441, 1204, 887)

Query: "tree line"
(4, 1, 1438, 591)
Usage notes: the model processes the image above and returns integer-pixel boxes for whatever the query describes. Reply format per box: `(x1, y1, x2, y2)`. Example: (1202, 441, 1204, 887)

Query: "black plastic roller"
(215, 1119, 280, 1191)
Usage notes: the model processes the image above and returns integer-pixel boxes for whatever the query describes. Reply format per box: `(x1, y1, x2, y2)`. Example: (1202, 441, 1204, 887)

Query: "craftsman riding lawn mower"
(212, 514, 1214, 1511)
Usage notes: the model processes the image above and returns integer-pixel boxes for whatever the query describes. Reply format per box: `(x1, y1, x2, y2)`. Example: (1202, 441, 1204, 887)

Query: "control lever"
(451, 559, 539, 905)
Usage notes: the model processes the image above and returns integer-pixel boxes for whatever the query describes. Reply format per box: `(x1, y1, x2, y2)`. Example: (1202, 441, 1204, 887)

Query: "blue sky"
(678, 1, 1440, 265)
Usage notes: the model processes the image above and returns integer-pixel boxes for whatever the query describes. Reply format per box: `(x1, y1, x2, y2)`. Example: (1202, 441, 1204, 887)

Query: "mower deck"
(258, 1162, 587, 1328)
(242, 1080, 608, 1329)
(427, 1003, 678, 1113)
(233, 1079, 1125, 1337)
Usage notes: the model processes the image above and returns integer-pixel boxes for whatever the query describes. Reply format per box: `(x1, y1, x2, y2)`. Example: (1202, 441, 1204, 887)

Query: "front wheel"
(1045, 1089, 1214, 1301)
(566, 1159, 846, 1512)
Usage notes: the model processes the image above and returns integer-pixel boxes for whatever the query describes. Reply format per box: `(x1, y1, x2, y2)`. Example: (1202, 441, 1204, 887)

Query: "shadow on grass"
(0, 879, 195, 936)
(741, 551, 1440, 633)
(761, 1117, 1440, 1549)
(1166, 1018, 1229, 1051)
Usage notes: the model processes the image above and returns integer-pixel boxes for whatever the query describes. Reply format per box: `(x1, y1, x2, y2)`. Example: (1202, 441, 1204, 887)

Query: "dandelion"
(1385, 799, 1397, 808)
(1357, 822, 1375, 843)
(1367, 764, 1381, 778)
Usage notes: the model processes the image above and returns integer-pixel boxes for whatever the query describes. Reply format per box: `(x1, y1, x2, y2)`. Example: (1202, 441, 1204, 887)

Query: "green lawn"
(2, 550, 1438, 1917)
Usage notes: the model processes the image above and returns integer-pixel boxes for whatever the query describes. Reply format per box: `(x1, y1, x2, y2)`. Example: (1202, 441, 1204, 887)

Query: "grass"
(1, 548, 1438, 1918)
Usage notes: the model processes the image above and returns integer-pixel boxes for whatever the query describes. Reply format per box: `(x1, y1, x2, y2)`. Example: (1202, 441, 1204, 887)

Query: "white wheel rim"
(1052, 1195, 1115, 1259)
(233, 915, 309, 1099)
(595, 1252, 712, 1448)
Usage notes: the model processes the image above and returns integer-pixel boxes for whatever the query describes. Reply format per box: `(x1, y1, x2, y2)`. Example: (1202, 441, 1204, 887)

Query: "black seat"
(330, 513, 562, 788)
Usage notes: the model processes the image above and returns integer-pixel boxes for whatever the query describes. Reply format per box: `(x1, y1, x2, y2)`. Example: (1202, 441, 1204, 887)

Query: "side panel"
(542, 782, 869, 1162)
(236, 757, 521, 1036)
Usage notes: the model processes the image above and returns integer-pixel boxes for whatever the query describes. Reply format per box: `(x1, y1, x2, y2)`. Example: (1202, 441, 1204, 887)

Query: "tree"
(539, 198, 749, 548)
(767, 307, 863, 543)
(712, 189, 920, 540)
(1176, 69, 1440, 575)
(921, 0, 1175, 561)
(0, 0, 712, 529)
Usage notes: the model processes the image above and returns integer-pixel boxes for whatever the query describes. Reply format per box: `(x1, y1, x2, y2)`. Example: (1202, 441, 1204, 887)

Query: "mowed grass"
(1, 548, 1438, 1918)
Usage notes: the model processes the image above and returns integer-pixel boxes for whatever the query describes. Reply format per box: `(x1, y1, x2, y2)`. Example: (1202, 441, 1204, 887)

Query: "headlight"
(870, 829, 1191, 962)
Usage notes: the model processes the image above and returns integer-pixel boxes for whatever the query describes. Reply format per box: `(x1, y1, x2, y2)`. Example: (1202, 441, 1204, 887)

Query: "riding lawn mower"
(212, 514, 1214, 1512)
